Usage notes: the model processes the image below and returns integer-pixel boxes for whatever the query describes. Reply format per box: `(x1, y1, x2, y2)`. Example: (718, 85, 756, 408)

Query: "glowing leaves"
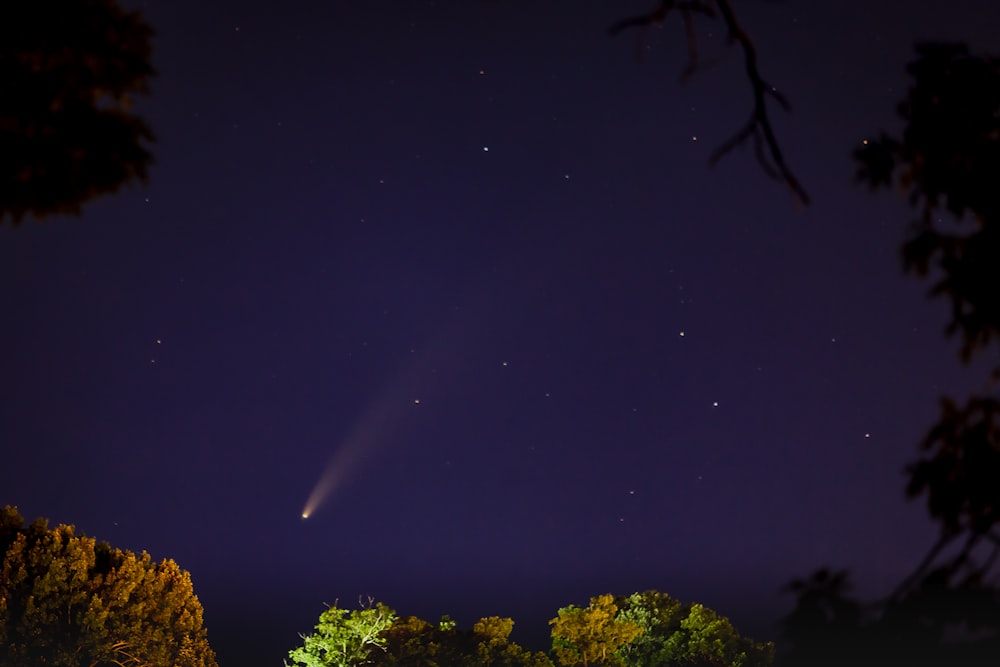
(549, 594, 642, 667)
(287, 599, 397, 667)
(0, 507, 217, 667)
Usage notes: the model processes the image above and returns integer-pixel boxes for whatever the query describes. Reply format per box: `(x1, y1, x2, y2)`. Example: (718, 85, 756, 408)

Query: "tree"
(612, 591, 772, 667)
(372, 613, 552, 667)
(612, 591, 685, 667)
(781, 42, 1000, 666)
(0, 505, 217, 667)
(374, 614, 439, 665)
(665, 603, 773, 667)
(472, 616, 555, 667)
(549, 594, 643, 667)
(287, 599, 397, 667)
(0, 0, 155, 224)
(857, 43, 1000, 366)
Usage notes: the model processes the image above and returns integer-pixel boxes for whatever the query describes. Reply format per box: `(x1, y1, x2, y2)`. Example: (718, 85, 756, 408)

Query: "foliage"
(473, 616, 554, 667)
(0, 505, 217, 667)
(287, 599, 397, 667)
(549, 594, 643, 667)
(285, 590, 769, 667)
(781, 42, 1000, 665)
(375, 614, 439, 665)
(0, 0, 155, 223)
(372, 613, 552, 667)
(668, 603, 773, 667)
(614, 591, 773, 667)
(857, 43, 1000, 364)
(612, 591, 684, 667)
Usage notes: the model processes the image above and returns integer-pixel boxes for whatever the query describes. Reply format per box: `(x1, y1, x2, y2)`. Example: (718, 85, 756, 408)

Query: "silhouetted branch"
(979, 537, 1000, 577)
(948, 531, 984, 577)
(886, 526, 1000, 607)
(608, 1, 715, 36)
(609, 0, 715, 68)
(710, 0, 808, 205)
(611, 0, 809, 206)
(679, 9, 699, 80)
(887, 531, 958, 602)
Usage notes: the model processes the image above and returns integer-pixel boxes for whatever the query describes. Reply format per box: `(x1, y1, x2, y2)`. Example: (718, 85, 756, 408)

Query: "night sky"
(4, 1, 1000, 665)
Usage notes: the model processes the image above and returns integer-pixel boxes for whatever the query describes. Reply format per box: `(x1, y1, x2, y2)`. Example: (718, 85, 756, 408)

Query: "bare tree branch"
(886, 531, 959, 602)
(711, 0, 809, 205)
(679, 9, 700, 81)
(608, 0, 715, 36)
(611, 0, 810, 206)
(609, 0, 715, 68)
(978, 537, 1000, 578)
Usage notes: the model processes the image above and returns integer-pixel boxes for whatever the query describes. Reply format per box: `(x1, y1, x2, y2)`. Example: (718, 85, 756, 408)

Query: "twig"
(610, 0, 809, 205)
(607, 0, 715, 36)
(609, 0, 715, 68)
(710, 0, 809, 205)
(887, 531, 958, 602)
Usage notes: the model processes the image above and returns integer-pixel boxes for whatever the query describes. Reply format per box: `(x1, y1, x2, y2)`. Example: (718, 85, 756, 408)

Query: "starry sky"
(4, 1, 1000, 665)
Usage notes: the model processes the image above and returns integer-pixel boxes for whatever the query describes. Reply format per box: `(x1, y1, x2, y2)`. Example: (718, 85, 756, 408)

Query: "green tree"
(287, 599, 397, 667)
(612, 591, 683, 667)
(662, 603, 773, 667)
(0, 506, 217, 667)
(549, 594, 642, 667)
(0, 0, 155, 223)
(612, 591, 772, 667)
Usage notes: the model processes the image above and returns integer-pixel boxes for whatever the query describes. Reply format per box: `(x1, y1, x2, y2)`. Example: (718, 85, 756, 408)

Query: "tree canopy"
(287, 599, 397, 667)
(372, 612, 552, 667)
(290, 604, 554, 667)
(0, 0, 155, 224)
(288, 591, 768, 667)
(614, 591, 773, 667)
(857, 43, 1000, 366)
(550, 593, 643, 667)
(0, 505, 217, 667)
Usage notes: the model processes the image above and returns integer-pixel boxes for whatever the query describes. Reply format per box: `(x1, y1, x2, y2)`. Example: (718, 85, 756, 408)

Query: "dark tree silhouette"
(780, 43, 1000, 666)
(0, 0, 155, 224)
(858, 44, 1000, 367)
(608, 7, 1000, 661)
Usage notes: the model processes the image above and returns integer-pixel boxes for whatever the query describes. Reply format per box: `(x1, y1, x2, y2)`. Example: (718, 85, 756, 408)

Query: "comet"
(298, 277, 500, 521)
(299, 347, 443, 520)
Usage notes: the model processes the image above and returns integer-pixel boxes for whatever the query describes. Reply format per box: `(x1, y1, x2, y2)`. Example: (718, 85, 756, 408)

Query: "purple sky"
(4, 1, 1000, 664)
